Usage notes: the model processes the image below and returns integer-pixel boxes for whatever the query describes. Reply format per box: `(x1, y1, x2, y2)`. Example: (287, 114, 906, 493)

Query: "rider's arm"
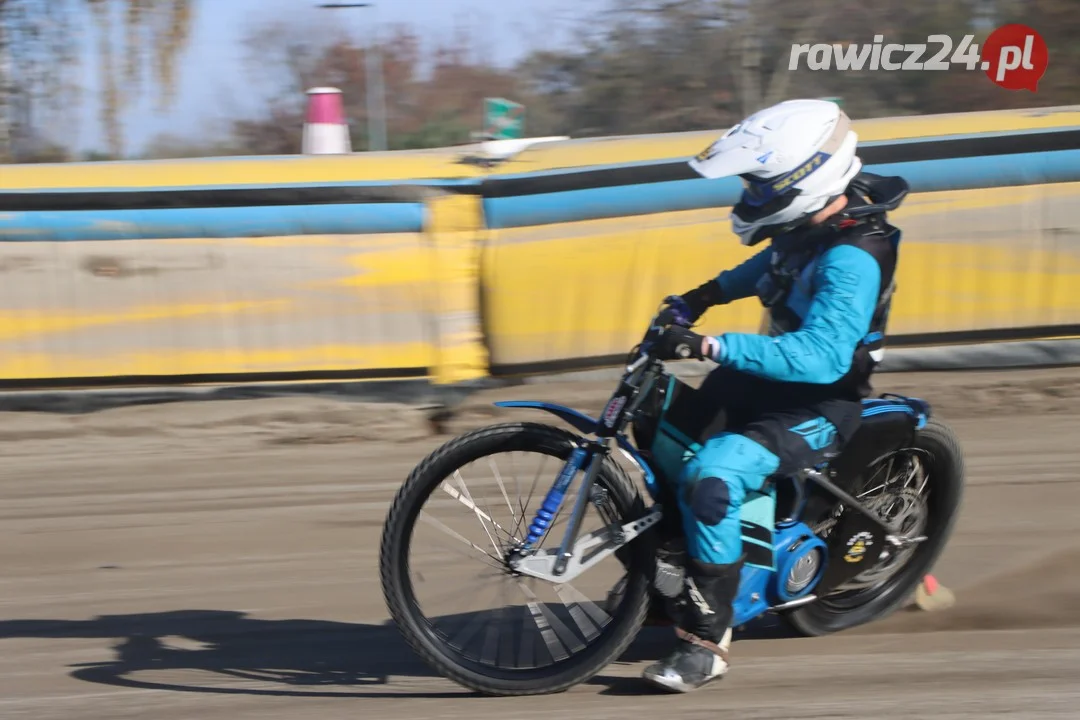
(713, 246, 772, 303)
(713, 244, 880, 384)
(673, 246, 772, 320)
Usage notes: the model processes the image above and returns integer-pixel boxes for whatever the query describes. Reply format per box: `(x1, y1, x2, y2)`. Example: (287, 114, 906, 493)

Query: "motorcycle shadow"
(0, 608, 800, 699)
(0, 609, 471, 699)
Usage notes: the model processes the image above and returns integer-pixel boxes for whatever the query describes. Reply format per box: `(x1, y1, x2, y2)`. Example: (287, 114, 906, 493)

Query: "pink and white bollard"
(302, 87, 352, 154)
(914, 573, 956, 611)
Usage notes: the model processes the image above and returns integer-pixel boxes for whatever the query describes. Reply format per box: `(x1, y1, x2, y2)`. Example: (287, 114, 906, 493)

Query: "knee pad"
(689, 476, 732, 526)
(684, 432, 781, 494)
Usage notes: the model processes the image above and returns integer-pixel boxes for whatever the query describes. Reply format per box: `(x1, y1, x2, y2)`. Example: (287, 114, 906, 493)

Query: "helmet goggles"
(738, 150, 832, 208)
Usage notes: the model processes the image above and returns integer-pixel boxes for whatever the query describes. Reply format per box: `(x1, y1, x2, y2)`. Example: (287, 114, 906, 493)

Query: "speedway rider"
(642, 99, 908, 693)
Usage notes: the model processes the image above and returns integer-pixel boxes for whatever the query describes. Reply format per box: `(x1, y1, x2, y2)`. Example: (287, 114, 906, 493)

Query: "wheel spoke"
(552, 582, 608, 641)
(447, 609, 490, 656)
(488, 456, 519, 530)
(516, 580, 584, 661)
(498, 585, 519, 668)
(516, 601, 536, 668)
(911, 456, 930, 496)
(417, 510, 504, 570)
(479, 596, 507, 667)
(415, 572, 505, 615)
(857, 459, 891, 498)
(513, 455, 547, 540)
(446, 582, 506, 654)
(442, 471, 509, 554)
(509, 452, 524, 524)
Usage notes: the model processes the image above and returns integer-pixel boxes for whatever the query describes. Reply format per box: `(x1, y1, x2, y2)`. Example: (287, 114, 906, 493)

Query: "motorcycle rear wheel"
(786, 419, 965, 635)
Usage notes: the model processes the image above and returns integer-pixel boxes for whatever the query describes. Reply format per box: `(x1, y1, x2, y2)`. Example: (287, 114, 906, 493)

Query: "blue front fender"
(493, 400, 660, 500)
(494, 400, 601, 436)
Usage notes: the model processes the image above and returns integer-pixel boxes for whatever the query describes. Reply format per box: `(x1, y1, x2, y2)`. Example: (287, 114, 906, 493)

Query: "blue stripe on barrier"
(0, 203, 426, 242)
(4, 140, 1079, 240)
(484, 148, 1080, 229)
(486, 178, 721, 229)
(873, 149, 1080, 191)
(0, 178, 481, 195)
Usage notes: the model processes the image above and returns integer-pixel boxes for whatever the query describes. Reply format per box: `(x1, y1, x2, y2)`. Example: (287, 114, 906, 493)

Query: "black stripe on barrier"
(481, 128, 1080, 198)
(888, 324, 1080, 347)
(0, 366, 429, 391)
(488, 324, 1080, 377)
(482, 162, 700, 198)
(0, 184, 466, 213)
(862, 128, 1080, 163)
(3, 128, 1077, 213)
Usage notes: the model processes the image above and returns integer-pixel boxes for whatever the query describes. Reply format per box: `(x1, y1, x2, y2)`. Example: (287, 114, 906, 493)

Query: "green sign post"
(483, 98, 525, 140)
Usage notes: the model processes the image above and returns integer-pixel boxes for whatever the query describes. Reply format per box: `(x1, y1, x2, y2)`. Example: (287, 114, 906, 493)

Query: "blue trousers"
(652, 368, 861, 569)
(677, 432, 781, 567)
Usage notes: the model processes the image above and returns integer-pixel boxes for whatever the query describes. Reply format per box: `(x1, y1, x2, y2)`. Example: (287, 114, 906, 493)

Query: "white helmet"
(689, 99, 862, 245)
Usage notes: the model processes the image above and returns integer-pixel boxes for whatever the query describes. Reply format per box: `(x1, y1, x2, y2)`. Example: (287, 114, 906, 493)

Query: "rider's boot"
(641, 559, 740, 693)
(644, 533, 686, 626)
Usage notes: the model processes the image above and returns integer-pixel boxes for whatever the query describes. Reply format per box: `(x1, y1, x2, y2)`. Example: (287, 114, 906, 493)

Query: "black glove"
(673, 279, 726, 324)
(656, 325, 722, 362)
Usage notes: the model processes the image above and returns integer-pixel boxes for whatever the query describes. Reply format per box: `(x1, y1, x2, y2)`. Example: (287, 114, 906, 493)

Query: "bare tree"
(0, 1, 80, 162)
(88, 0, 194, 159)
(0, 0, 193, 163)
(0, 1, 11, 162)
(728, 0, 833, 116)
(229, 16, 518, 154)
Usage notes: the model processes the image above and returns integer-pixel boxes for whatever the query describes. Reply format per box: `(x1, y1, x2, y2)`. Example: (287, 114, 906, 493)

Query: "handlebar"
(624, 304, 695, 373)
(603, 305, 702, 439)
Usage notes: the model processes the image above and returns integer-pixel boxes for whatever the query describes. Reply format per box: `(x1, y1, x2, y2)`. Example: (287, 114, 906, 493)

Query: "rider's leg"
(642, 395, 862, 692)
(642, 432, 779, 693)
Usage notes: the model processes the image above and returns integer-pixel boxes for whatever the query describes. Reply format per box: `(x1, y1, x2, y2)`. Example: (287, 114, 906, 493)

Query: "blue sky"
(72, 0, 605, 156)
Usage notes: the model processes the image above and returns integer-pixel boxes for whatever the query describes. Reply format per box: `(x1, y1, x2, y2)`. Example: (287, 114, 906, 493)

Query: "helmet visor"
(733, 186, 801, 222)
(740, 176, 784, 207)
(738, 148, 831, 208)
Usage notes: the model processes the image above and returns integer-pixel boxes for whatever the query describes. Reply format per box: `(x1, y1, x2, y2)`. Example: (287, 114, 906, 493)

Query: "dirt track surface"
(3, 367, 1080, 719)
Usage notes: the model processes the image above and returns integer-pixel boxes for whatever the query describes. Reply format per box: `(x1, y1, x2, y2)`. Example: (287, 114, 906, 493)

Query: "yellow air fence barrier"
(0, 105, 1077, 386)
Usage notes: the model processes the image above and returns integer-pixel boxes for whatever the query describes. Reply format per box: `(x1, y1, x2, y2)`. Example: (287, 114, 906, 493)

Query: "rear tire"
(379, 422, 653, 696)
(787, 419, 964, 636)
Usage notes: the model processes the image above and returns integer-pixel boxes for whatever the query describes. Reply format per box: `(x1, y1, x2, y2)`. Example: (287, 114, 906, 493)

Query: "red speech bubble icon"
(981, 24, 1048, 92)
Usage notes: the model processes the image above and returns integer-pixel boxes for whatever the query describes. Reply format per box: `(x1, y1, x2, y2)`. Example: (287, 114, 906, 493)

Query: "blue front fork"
(521, 443, 613, 579)
(524, 446, 590, 547)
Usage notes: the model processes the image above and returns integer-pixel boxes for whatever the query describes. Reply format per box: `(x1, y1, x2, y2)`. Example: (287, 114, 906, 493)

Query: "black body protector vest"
(755, 173, 909, 399)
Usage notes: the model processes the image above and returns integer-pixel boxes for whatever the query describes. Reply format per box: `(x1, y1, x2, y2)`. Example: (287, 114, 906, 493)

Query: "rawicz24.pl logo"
(788, 24, 1048, 92)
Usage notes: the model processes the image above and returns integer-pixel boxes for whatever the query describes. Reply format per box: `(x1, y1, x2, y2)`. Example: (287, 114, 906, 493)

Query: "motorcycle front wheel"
(379, 422, 654, 696)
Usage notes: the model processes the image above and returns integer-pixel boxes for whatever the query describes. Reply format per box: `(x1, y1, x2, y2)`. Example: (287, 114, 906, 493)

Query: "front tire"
(379, 422, 653, 695)
(787, 418, 965, 636)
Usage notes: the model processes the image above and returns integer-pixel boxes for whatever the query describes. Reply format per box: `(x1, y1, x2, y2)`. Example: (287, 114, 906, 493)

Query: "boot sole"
(641, 669, 726, 694)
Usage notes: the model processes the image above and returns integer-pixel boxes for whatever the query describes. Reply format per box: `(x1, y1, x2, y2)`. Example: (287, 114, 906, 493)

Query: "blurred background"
(0, 0, 1077, 387)
(0, 0, 1076, 163)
